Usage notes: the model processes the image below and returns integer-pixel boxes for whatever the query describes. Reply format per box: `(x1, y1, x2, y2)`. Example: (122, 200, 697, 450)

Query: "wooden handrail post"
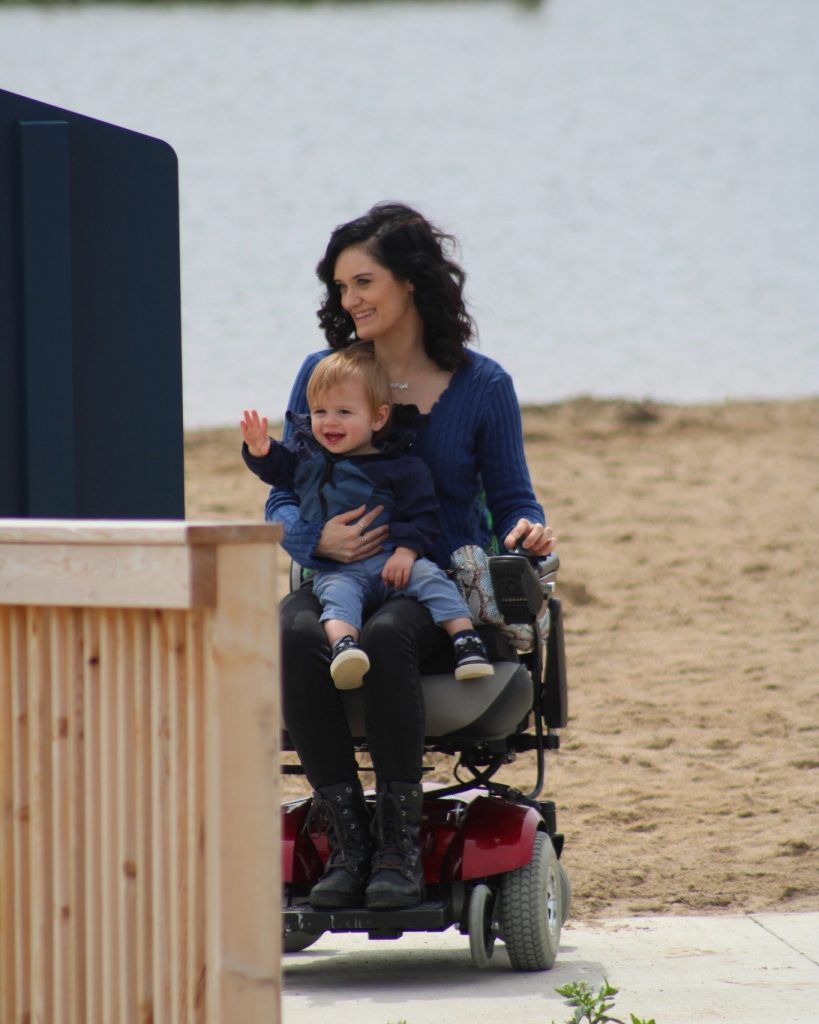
(205, 537, 281, 1018)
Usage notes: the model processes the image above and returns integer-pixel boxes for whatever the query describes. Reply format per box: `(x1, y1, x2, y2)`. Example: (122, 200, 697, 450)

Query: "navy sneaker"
(330, 635, 370, 690)
(453, 633, 494, 680)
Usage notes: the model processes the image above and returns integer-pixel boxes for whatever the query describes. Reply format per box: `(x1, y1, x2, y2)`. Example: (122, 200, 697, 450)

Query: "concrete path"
(282, 912, 818, 1024)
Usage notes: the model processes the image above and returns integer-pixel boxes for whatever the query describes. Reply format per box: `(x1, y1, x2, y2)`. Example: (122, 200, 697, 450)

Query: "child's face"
(309, 380, 389, 456)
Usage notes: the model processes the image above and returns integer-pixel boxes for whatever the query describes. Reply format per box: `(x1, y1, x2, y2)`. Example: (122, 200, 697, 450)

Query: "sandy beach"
(185, 397, 819, 920)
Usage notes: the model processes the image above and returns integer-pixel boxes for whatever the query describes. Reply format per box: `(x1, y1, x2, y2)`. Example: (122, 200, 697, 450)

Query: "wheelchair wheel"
(283, 929, 322, 953)
(467, 883, 498, 969)
(499, 832, 562, 971)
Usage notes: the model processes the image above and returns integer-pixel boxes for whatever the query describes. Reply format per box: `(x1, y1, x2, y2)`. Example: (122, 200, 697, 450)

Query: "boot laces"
(370, 791, 415, 872)
(305, 792, 365, 869)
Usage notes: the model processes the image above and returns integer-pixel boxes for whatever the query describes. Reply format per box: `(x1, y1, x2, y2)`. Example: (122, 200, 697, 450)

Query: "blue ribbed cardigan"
(264, 348, 545, 570)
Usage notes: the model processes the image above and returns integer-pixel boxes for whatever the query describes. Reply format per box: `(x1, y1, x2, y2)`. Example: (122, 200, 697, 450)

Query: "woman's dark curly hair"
(315, 202, 475, 371)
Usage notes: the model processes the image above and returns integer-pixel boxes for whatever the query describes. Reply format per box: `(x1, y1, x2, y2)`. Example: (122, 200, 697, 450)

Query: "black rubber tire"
(467, 883, 497, 969)
(499, 832, 562, 971)
(558, 860, 572, 925)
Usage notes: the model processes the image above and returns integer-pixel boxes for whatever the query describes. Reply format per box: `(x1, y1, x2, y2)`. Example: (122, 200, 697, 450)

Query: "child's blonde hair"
(306, 343, 391, 417)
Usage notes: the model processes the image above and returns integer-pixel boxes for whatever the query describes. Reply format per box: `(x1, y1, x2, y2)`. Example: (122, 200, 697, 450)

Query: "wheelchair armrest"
(543, 596, 568, 728)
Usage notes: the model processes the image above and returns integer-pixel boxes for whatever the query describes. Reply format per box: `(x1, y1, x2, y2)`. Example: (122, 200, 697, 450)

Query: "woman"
(266, 202, 555, 912)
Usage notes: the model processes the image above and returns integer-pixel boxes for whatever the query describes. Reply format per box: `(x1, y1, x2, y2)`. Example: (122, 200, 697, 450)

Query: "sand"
(184, 397, 819, 919)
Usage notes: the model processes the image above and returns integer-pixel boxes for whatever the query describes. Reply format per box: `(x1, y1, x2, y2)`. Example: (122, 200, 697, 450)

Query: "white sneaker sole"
(454, 661, 494, 681)
(331, 648, 370, 689)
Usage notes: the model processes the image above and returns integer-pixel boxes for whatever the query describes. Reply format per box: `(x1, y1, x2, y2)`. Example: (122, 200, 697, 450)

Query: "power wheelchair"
(281, 550, 570, 971)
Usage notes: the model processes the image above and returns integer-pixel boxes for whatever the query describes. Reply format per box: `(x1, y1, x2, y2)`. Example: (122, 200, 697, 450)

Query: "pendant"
(389, 382, 409, 391)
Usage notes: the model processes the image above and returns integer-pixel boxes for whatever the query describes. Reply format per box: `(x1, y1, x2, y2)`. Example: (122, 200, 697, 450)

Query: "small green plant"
(552, 979, 656, 1024)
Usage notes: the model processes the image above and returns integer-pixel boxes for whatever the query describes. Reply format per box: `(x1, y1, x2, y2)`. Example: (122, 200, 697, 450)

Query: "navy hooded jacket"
(242, 411, 440, 559)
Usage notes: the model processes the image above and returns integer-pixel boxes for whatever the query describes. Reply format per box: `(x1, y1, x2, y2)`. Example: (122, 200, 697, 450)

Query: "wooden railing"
(0, 520, 282, 1024)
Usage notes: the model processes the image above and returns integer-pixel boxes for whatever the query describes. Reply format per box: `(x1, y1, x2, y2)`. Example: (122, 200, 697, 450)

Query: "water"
(2, 0, 817, 426)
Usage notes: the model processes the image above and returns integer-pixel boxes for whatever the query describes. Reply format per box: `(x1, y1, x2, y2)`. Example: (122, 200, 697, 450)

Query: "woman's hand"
(315, 504, 390, 563)
(504, 519, 557, 558)
(240, 409, 271, 457)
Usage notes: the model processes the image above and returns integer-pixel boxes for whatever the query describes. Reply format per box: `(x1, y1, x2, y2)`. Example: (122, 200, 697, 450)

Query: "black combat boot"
(364, 780, 426, 910)
(307, 781, 373, 909)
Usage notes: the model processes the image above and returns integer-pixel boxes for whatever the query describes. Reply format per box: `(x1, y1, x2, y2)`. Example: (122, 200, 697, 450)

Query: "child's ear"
(373, 403, 391, 433)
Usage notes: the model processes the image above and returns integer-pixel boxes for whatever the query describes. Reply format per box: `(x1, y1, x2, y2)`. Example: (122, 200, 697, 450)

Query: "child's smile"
(310, 380, 389, 457)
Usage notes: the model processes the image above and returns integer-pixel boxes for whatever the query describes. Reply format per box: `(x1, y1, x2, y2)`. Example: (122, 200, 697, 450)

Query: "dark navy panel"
(18, 120, 76, 516)
(0, 87, 184, 518)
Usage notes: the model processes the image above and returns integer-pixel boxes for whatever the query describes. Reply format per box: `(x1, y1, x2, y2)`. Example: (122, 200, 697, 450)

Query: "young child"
(240, 343, 493, 689)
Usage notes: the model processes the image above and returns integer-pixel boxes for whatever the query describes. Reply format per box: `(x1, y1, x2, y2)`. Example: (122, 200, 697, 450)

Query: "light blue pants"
(312, 553, 471, 631)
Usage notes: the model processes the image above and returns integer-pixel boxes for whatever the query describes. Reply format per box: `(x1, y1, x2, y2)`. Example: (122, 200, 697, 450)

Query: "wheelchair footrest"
(284, 899, 453, 937)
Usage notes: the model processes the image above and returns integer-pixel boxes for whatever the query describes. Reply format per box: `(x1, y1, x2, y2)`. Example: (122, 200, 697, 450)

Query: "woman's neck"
(372, 335, 434, 384)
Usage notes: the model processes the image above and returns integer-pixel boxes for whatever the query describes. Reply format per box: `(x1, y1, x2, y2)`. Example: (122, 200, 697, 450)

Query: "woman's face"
(333, 245, 418, 344)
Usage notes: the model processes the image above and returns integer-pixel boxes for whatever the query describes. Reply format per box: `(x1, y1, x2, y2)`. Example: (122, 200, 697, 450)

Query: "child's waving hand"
(240, 409, 271, 457)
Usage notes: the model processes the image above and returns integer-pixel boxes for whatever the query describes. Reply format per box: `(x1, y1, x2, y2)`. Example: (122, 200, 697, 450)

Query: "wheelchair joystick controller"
(489, 549, 558, 624)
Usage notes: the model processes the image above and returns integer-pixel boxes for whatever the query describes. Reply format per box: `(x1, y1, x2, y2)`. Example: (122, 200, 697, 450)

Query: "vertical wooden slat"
(69, 609, 86, 1024)
(0, 609, 17, 1021)
(187, 611, 207, 1024)
(27, 607, 45, 1023)
(83, 611, 102, 1024)
(50, 609, 73, 1020)
(151, 612, 171, 1024)
(134, 611, 153, 1024)
(11, 608, 31, 1022)
(29, 606, 54, 1024)
(100, 609, 121, 1023)
(168, 612, 188, 1023)
(117, 611, 138, 1024)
